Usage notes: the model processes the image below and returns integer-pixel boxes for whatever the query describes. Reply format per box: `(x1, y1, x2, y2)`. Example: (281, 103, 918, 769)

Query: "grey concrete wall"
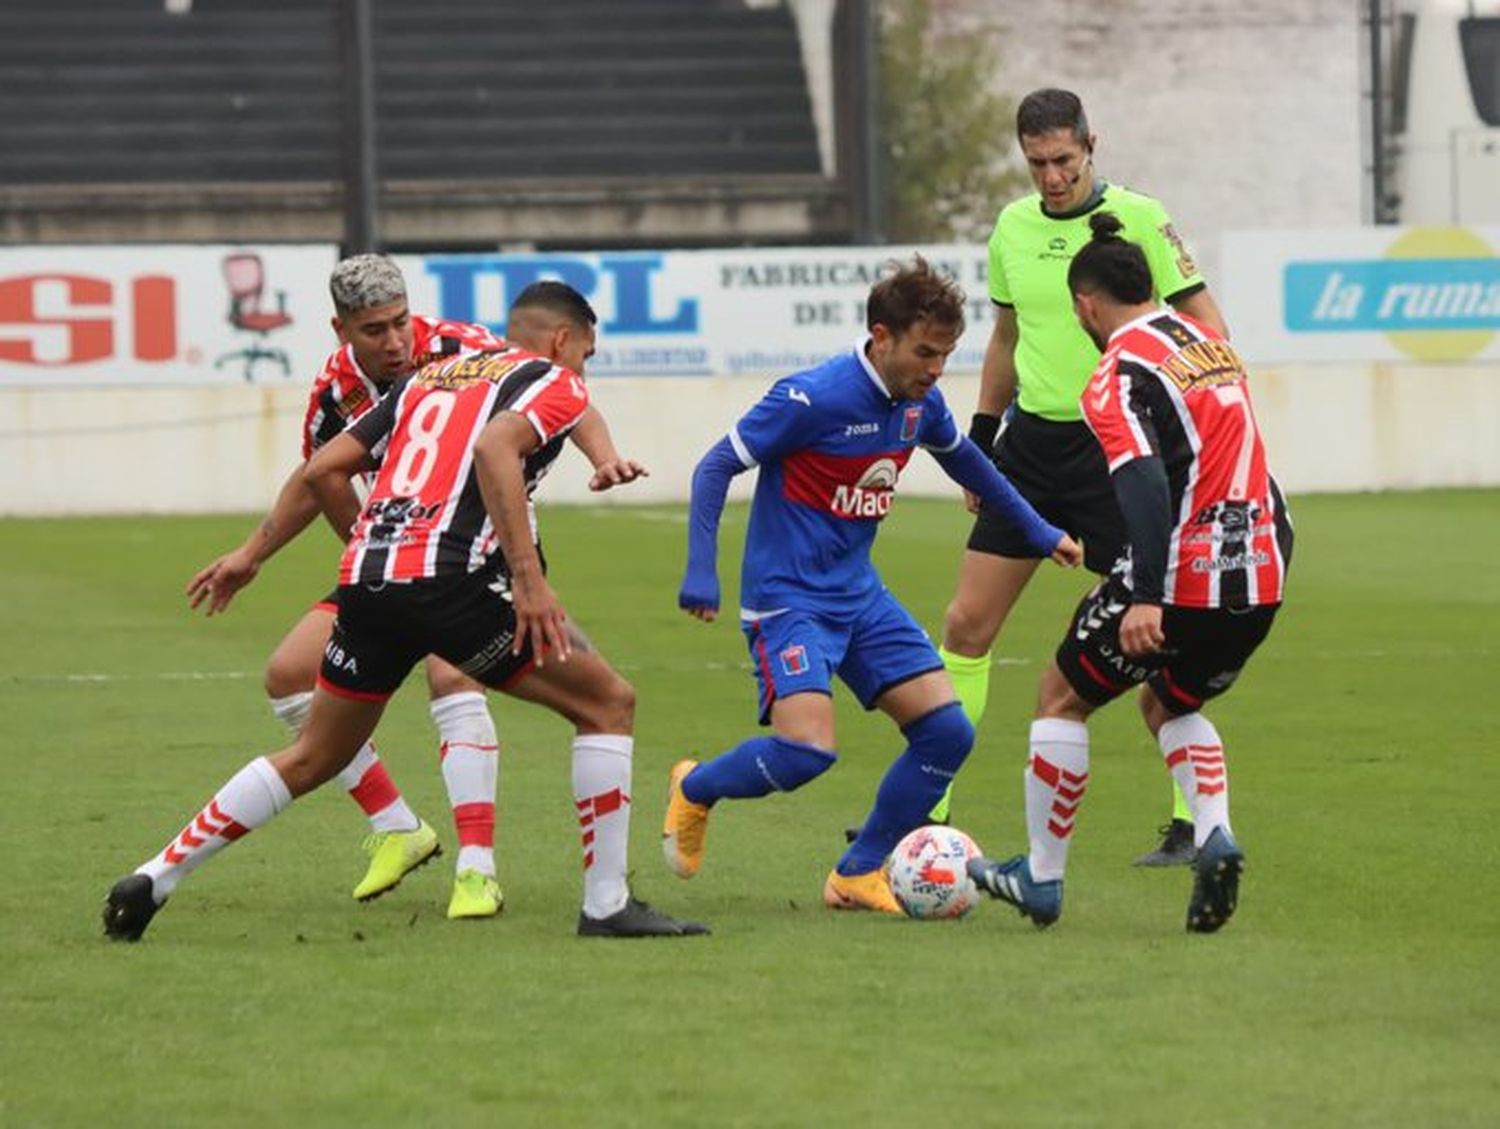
(950, 0, 1364, 283)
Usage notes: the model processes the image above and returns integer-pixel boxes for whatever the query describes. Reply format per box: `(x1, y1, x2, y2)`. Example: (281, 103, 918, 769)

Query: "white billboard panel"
(392, 245, 995, 379)
(1222, 226, 1500, 363)
(0, 245, 339, 386)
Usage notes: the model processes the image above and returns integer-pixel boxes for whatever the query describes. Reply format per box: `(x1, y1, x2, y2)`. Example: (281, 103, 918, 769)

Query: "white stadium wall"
(2, 236, 1497, 516)
(3, 368, 1498, 517)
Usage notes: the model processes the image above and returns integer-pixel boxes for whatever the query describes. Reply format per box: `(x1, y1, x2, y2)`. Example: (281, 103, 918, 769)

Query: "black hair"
(508, 280, 598, 329)
(1016, 88, 1090, 147)
(866, 255, 966, 336)
(1067, 212, 1153, 304)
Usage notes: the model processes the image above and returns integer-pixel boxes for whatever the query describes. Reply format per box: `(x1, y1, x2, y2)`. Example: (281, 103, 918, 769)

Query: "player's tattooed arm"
(305, 430, 377, 542)
(474, 411, 571, 666)
(186, 460, 326, 616)
(570, 405, 649, 491)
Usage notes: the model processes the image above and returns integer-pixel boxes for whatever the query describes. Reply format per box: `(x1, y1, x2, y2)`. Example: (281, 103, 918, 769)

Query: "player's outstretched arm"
(679, 436, 747, 622)
(474, 412, 571, 666)
(932, 436, 1079, 565)
(569, 405, 649, 492)
(304, 431, 375, 537)
(185, 461, 327, 616)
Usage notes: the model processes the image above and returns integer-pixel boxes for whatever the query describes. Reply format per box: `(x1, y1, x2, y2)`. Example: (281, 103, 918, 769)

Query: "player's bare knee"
(942, 597, 1000, 656)
(425, 657, 483, 700)
(1035, 663, 1092, 723)
(264, 650, 315, 700)
(577, 671, 635, 734)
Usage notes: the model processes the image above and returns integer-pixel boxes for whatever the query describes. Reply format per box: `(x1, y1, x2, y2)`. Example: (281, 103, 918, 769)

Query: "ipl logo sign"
(421, 253, 699, 337)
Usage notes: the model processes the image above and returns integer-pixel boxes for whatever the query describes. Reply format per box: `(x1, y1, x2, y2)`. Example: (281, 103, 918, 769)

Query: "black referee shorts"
(967, 407, 1125, 575)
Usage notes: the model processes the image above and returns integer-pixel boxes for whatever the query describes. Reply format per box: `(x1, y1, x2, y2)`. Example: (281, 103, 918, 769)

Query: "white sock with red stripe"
(136, 756, 292, 903)
(431, 692, 499, 877)
(1025, 718, 1090, 882)
(1157, 713, 1230, 848)
(271, 691, 416, 833)
(573, 734, 632, 920)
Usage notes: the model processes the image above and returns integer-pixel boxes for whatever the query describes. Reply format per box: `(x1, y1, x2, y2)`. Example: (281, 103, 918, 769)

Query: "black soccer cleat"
(1133, 818, 1197, 868)
(577, 897, 710, 938)
(1186, 827, 1244, 933)
(103, 874, 162, 942)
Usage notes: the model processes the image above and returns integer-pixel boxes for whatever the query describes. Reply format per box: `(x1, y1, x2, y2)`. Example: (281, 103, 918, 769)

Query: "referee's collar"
(854, 334, 896, 401)
(1041, 180, 1109, 221)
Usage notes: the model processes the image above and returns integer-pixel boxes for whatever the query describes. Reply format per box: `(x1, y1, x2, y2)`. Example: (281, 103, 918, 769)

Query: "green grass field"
(3, 491, 1498, 1127)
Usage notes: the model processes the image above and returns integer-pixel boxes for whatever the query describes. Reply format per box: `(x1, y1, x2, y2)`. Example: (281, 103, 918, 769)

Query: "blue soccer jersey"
(727, 343, 960, 620)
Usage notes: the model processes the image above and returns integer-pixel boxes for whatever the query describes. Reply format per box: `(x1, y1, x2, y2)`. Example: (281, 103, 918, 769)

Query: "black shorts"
(318, 564, 535, 701)
(967, 407, 1125, 575)
(1055, 573, 1279, 716)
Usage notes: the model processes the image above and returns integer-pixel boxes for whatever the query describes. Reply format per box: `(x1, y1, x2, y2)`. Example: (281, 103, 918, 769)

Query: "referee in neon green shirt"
(940, 88, 1229, 866)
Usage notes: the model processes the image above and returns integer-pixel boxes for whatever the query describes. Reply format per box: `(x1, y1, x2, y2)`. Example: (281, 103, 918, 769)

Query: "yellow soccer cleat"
(823, 867, 903, 915)
(447, 868, 504, 920)
(352, 820, 441, 901)
(662, 759, 710, 878)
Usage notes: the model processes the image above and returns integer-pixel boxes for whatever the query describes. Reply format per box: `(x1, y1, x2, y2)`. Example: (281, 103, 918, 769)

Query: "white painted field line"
(13, 671, 256, 685)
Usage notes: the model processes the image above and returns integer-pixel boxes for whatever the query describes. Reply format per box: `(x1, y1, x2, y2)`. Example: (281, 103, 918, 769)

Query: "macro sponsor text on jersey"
(729, 340, 961, 620)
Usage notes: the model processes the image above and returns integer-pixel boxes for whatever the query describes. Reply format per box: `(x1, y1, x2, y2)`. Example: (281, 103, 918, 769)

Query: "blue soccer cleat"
(1186, 826, 1244, 933)
(967, 854, 1063, 927)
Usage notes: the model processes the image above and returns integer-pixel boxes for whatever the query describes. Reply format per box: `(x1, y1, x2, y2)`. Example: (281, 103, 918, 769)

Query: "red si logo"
(0, 274, 177, 365)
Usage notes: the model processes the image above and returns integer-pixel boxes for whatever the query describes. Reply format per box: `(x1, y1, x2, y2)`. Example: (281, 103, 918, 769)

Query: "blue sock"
(839, 701, 973, 875)
(683, 735, 836, 805)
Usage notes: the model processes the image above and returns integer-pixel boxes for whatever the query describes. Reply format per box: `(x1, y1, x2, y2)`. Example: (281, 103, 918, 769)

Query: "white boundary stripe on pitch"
(19, 671, 257, 684)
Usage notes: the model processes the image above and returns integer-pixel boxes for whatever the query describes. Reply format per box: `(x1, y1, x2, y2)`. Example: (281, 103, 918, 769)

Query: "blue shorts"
(740, 589, 944, 724)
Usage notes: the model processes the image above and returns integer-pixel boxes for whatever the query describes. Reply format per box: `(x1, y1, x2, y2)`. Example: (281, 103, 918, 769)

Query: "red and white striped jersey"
(301, 314, 507, 459)
(1082, 310, 1292, 609)
(337, 346, 589, 584)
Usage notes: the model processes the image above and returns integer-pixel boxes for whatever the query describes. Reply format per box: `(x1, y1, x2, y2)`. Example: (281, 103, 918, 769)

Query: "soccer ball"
(888, 825, 982, 920)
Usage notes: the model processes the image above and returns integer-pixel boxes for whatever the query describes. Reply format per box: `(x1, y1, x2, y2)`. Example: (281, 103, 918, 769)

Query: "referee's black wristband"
(968, 412, 1002, 453)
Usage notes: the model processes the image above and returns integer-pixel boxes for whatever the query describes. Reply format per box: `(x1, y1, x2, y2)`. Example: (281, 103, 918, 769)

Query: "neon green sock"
(939, 646, 992, 726)
(1172, 777, 1193, 823)
(931, 647, 993, 822)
